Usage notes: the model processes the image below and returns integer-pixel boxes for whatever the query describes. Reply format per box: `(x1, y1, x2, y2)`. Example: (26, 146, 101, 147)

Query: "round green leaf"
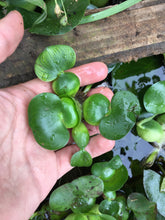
(99, 200, 119, 217)
(72, 122, 89, 149)
(103, 165, 128, 191)
(71, 150, 92, 167)
(91, 162, 116, 181)
(61, 97, 79, 128)
(49, 183, 76, 211)
(52, 72, 80, 97)
(65, 213, 88, 220)
(28, 93, 70, 150)
(143, 169, 165, 217)
(83, 93, 111, 126)
(136, 119, 164, 143)
(34, 45, 76, 82)
(99, 91, 141, 140)
(71, 197, 96, 213)
(72, 175, 104, 198)
(144, 81, 165, 114)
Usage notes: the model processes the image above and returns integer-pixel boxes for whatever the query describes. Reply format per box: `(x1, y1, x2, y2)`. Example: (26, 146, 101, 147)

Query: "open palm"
(0, 11, 115, 220)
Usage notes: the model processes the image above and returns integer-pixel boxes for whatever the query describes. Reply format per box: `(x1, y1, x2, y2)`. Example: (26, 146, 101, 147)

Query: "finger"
(0, 11, 24, 63)
(56, 135, 115, 179)
(68, 62, 108, 86)
(18, 62, 108, 101)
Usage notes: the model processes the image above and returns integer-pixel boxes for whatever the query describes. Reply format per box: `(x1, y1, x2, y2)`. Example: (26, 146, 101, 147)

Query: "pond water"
(107, 55, 165, 177)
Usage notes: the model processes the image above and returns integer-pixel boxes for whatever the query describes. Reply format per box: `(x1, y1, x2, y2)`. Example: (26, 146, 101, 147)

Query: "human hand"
(0, 11, 115, 220)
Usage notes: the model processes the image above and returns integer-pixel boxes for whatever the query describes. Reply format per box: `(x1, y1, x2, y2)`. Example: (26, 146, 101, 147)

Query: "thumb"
(0, 10, 24, 63)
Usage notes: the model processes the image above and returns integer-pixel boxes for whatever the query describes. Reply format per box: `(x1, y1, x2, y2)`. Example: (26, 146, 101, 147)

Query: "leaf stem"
(80, 0, 143, 24)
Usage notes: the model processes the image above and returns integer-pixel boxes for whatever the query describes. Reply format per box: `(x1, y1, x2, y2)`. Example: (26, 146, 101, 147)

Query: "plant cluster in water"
(28, 44, 141, 167)
(27, 49, 165, 219)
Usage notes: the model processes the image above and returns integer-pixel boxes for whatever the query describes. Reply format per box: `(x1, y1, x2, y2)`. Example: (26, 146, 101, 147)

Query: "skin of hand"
(0, 11, 115, 220)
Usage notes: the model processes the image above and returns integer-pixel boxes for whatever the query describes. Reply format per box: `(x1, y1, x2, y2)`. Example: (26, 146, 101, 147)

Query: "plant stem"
(80, 0, 143, 25)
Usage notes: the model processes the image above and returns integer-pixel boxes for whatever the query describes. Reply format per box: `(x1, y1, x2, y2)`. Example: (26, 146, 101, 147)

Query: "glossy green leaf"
(71, 197, 96, 213)
(116, 196, 129, 220)
(7, 0, 47, 25)
(156, 113, 165, 130)
(144, 81, 165, 114)
(143, 169, 165, 217)
(49, 175, 103, 213)
(103, 165, 128, 191)
(136, 119, 164, 143)
(52, 72, 80, 97)
(34, 45, 76, 82)
(127, 193, 156, 220)
(83, 93, 111, 126)
(49, 183, 76, 211)
(72, 122, 89, 149)
(30, 0, 89, 35)
(91, 161, 116, 181)
(99, 200, 119, 216)
(72, 175, 104, 198)
(61, 97, 79, 128)
(28, 93, 70, 150)
(91, 155, 123, 181)
(71, 150, 92, 167)
(99, 91, 141, 140)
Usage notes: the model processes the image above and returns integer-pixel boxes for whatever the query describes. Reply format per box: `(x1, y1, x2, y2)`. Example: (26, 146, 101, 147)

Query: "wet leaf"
(83, 93, 111, 126)
(49, 183, 76, 211)
(28, 93, 70, 150)
(99, 200, 119, 216)
(99, 91, 141, 140)
(143, 169, 165, 217)
(52, 72, 80, 97)
(72, 122, 89, 149)
(71, 150, 92, 167)
(72, 175, 104, 198)
(144, 81, 165, 114)
(127, 193, 156, 220)
(35, 45, 76, 82)
(49, 175, 104, 213)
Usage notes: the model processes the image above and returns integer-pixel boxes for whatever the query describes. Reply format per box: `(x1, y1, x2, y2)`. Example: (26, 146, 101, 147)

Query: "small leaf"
(144, 81, 165, 114)
(136, 119, 164, 143)
(143, 169, 165, 217)
(52, 72, 80, 97)
(99, 200, 119, 216)
(35, 45, 76, 82)
(103, 165, 128, 191)
(83, 93, 111, 126)
(61, 97, 79, 128)
(71, 197, 96, 213)
(72, 122, 89, 149)
(127, 193, 156, 220)
(71, 150, 92, 167)
(99, 91, 141, 140)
